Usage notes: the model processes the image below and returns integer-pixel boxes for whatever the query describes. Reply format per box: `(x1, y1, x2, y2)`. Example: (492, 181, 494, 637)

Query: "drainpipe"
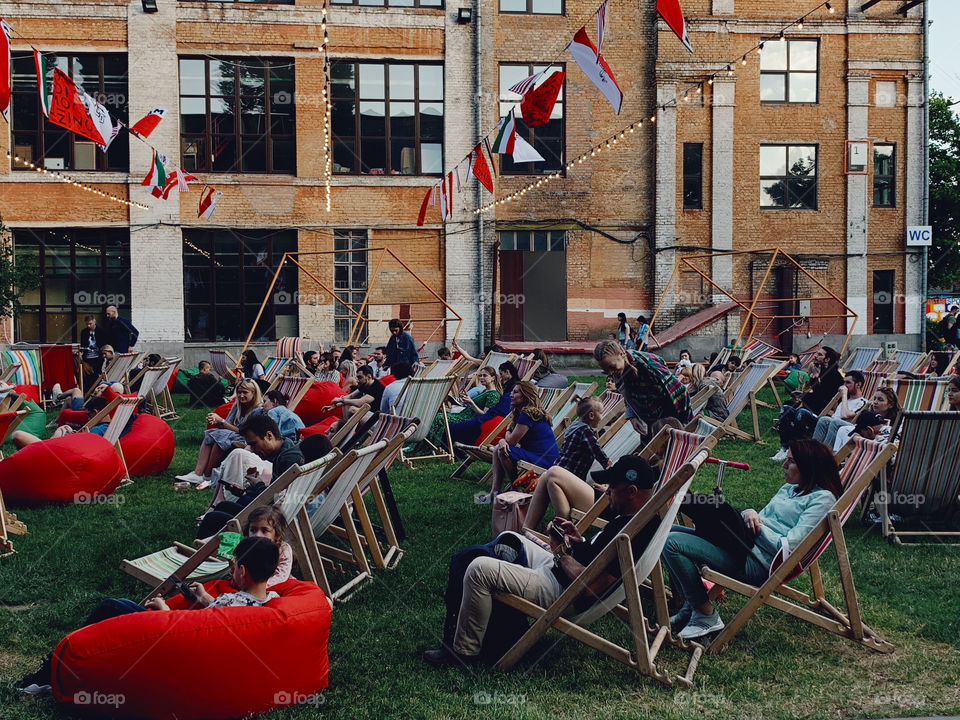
(474, 0, 485, 354)
(921, 0, 929, 350)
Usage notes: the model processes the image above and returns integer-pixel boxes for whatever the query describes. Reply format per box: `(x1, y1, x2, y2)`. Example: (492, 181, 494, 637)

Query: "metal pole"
(921, 0, 930, 351)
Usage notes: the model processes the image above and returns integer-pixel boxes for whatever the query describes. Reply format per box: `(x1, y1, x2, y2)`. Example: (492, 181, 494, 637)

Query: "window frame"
(12, 228, 131, 343)
(330, 0, 442, 7)
(333, 230, 369, 343)
(178, 56, 296, 175)
(872, 143, 896, 208)
(11, 53, 129, 172)
(498, 0, 563, 15)
(872, 269, 895, 334)
(182, 229, 298, 343)
(682, 142, 703, 210)
(498, 63, 566, 176)
(331, 60, 444, 176)
(498, 230, 566, 252)
(759, 38, 820, 105)
(759, 143, 819, 211)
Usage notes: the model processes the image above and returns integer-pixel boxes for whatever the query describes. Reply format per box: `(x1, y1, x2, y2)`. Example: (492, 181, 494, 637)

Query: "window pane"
(359, 64, 385, 99)
(209, 60, 235, 95)
(531, 0, 561, 12)
(874, 145, 893, 174)
(333, 139, 356, 173)
(516, 232, 530, 251)
(180, 97, 206, 133)
(238, 60, 265, 94)
(361, 138, 387, 173)
(500, 0, 526, 10)
(788, 72, 817, 102)
(332, 101, 356, 137)
(389, 65, 415, 100)
(419, 102, 443, 139)
(759, 74, 785, 102)
(788, 146, 815, 174)
(390, 101, 415, 136)
(760, 179, 783, 207)
(533, 231, 548, 252)
(332, 63, 356, 99)
(760, 41, 787, 71)
(392, 140, 417, 174)
(759, 146, 786, 177)
(550, 232, 565, 252)
(359, 101, 386, 135)
(272, 138, 295, 174)
(212, 136, 237, 171)
(419, 65, 443, 101)
(421, 143, 442, 174)
(241, 137, 267, 172)
(500, 66, 530, 98)
(789, 40, 818, 71)
(788, 177, 817, 208)
(682, 143, 702, 175)
(180, 59, 206, 94)
(873, 178, 893, 207)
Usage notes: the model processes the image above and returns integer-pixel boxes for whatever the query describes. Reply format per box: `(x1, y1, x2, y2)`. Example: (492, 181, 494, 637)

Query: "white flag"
(511, 134, 545, 163)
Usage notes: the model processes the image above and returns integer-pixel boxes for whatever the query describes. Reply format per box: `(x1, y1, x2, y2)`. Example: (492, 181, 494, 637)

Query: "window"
(682, 143, 703, 210)
(872, 270, 895, 334)
(499, 0, 561, 14)
(498, 64, 564, 175)
(183, 230, 298, 342)
(11, 53, 128, 172)
(875, 81, 897, 108)
(334, 230, 369, 343)
(179, 58, 295, 174)
(759, 144, 817, 209)
(331, 62, 443, 175)
(13, 229, 130, 343)
(498, 230, 565, 251)
(332, 0, 440, 6)
(873, 144, 895, 207)
(182, 0, 293, 3)
(759, 39, 818, 103)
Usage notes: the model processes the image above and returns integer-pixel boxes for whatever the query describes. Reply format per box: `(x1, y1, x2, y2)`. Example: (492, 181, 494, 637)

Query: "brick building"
(0, 0, 926, 362)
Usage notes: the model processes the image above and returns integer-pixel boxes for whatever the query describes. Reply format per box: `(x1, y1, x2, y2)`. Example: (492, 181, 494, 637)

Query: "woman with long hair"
(832, 386, 901, 451)
(449, 361, 520, 447)
(947, 375, 960, 411)
(240, 349, 265, 381)
(428, 365, 501, 448)
(616, 312, 631, 348)
(483, 380, 559, 502)
(339, 359, 358, 392)
(663, 439, 842, 640)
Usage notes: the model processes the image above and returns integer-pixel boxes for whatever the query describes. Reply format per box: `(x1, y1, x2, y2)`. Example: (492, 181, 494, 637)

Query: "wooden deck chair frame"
(133, 451, 341, 601)
(209, 349, 241, 384)
(844, 346, 882, 372)
(550, 382, 599, 437)
(86, 351, 141, 397)
(1, 485, 28, 557)
(875, 411, 960, 544)
(82, 396, 141, 485)
(392, 375, 459, 467)
(327, 403, 371, 448)
(268, 371, 314, 413)
(419, 358, 470, 379)
(0, 363, 21, 385)
(514, 357, 542, 383)
(702, 437, 897, 655)
(890, 349, 930, 375)
(0, 409, 28, 460)
(149, 357, 182, 420)
(129, 365, 168, 404)
(935, 350, 960, 376)
(452, 414, 512, 480)
(493, 449, 711, 688)
(0, 389, 25, 413)
(688, 383, 719, 417)
(699, 361, 784, 443)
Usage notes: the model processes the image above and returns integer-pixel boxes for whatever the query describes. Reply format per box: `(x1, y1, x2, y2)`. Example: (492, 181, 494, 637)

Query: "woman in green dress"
(428, 365, 502, 448)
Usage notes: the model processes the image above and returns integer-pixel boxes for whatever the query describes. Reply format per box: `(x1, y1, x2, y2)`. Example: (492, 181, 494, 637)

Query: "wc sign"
(906, 226, 932, 247)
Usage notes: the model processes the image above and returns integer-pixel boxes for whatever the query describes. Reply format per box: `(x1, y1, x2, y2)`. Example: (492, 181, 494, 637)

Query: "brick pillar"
(127, 1, 184, 345)
(711, 77, 734, 302)
(904, 73, 925, 336)
(654, 81, 677, 320)
(846, 73, 870, 335)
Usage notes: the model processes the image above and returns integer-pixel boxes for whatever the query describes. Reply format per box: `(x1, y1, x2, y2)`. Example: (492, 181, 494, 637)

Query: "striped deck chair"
(131, 452, 340, 600)
(876, 411, 960, 544)
(1, 485, 27, 557)
(269, 372, 313, 413)
(798, 342, 823, 370)
(1, 349, 42, 397)
(817, 369, 892, 421)
(844, 347, 882, 372)
(261, 356, 290, 383)
(494, 447, 712, 688)
(596, 390, 625, 431)
(893, 350, 931, 375)
(0, 410, 27, 460)
(551, 382, 598, 437)
(700, 360, 783, 443)
(538, 385, 572, 416)
(864, 359, 898, 374)
(89, 351, 141, 396)
(209, 349, 241, 384)
(462, 351, 518, 391)
(688, 383, 719, 417)
(419, 358, 467, 379)
(83, 396, 141, 485)
(130, 366, 167, 403)
(704, 436, 897, 654)
(514, 356, 542, 382)
(276, 337, 303, 360)
(393, 375, 459, 467)
(886, 376, 952, 412)
(148, 357, 182, 420)
(327, 403, 371, 449)
(740, 338, 780, 364)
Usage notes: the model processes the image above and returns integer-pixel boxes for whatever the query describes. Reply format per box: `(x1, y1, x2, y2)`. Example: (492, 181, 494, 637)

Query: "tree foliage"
(0, 215, 41, 320)
(929, 92, 960, 290)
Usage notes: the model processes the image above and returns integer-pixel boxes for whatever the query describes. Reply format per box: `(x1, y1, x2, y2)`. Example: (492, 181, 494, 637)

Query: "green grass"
(2, 384, 960, 719)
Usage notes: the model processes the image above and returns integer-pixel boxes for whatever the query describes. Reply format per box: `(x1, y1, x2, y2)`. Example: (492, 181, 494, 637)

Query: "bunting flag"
(141, 149, 169, 198)
(511, 134, 545, 164)
(508, 70, 544, 97)
(483, 137, 497, 177)
(490, 110, 517, 155)
(455, 165, 462, 192)
(446, 171, 455, 212)
(49, 69, 115, 146)
(198, 185, 222, 219)
(78, 84, 117, 150)
(0, 19, 12, 123)
(520, 70, 565, 128)
(416, 186, 432, 226)
(33, 49, 52, 117)
(470, 143, 494, 192)
(567, 27, 623, 114)
(130, 107, 166, 140)
(657, 0, 693, 53)
(596, 0, 609, 57)
(160, 167, 198, 200)
(438, 178, 448, 221)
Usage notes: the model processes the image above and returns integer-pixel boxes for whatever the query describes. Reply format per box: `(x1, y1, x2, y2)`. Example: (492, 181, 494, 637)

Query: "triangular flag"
(455, 165, 462, 192)
(567, 27, 623, 114)
(130, 107, 166, 140)
(33, 49, 52, 118)
(160, 168, 198, 200)
(198, 186, 222, 219)
(78, 87, 117, 149)
(141, 149, 169, 198)
(511, 134, 545, 163)
(446, 171, 454, 213)
(596, 0, 609, 57)
(439, 179, 448, 221)
(520, 70, 565, 128)
(49, 69, 117, 146)
(490, 110, 517, 155)
(416, 186, 432, 226)
(657, 0, 693, 53)
(508, 70, 544, 97)
(484, 138, 497, 177)
(0, 19, 12, 123)
(471, 144, 494, 192)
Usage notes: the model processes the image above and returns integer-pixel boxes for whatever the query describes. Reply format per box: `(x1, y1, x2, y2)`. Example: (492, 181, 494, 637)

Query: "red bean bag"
(479, 415, 507, 445)
(295, 381, 346, 426)
(118, 414, 175, 476)
(52, 579, 331, 720)
(379, 374, 396, 387)
(56, 408, 89, 428)
(0, 433, 125, 504)
(299, 416, 338, 439)
(14, 383, 41, 404)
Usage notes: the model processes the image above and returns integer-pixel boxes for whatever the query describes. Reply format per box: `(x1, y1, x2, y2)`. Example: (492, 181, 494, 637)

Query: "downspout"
(921, 0, 929, 350)
(474, 0, 485, 352)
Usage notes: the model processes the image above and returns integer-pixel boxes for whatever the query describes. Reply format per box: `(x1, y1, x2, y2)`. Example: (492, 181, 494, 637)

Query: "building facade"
(0, 0, 926, 361)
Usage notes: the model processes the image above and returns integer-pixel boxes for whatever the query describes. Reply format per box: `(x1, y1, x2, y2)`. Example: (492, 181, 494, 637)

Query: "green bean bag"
(18, 399, 47, 438)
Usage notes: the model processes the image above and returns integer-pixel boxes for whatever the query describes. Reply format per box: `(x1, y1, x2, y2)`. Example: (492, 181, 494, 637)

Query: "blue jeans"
(661, 526, 767, 607)
(777, 405, 818, 449)
(82, 598, 148, 627)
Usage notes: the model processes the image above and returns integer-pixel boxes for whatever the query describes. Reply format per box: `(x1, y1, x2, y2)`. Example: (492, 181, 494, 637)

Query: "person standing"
(616, 312, 631, 348)
(385, 319, 419, 367)
(79, 315, 104, 389)
(103, 304, 139, 354)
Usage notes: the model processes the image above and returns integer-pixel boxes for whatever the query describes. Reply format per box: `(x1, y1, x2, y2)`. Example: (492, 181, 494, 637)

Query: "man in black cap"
(423, 455, 662, 668)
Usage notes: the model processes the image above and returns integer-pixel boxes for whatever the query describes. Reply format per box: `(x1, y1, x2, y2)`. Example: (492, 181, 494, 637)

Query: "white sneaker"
(769, 448, 788, 462)
(51, 383, 62, 397)
(175, 471, 204, 484)
(678, 609, 724, 640)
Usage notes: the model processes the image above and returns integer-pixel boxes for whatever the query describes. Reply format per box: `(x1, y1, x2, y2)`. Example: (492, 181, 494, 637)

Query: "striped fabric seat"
(886, 376, 951, 412)
(276, 337, 303, 360)
(103, 352, 140, 386)
(657, 429, 704, 488)
(124, 546, 231, 584)
(514, 357, 541, 382)
(262, 356, 289, 383)
(740, 338, 780, 364)
(798, 343, 823, 370)
(421, 359, 459, 378)
(860, 370, 892, 401)
(892, 350, 927, 374)
(1, 349, 41, 387)
(552, 383, 596, 426)
(135, 367, 168, 401)
(271, 374, 313, 412)
(209, 350, 240, 381)
(537, 386, 566, 411)
(308, 442, 386, 538)
(368, 414, 415, 445)
(598, 390, 622, 415)
(885, 411, 960, 519)
(395, 376, 457, 445)
(845, 347, 882, 372)
(864, 359, 898, 374)
(98, 398, 140, 446)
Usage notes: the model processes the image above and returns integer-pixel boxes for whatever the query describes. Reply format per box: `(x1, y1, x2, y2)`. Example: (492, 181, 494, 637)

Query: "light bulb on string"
(826, 2, 834, 13)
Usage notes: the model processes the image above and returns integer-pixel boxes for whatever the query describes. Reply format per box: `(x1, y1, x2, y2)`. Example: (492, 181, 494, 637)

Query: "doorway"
(497, 230, 567, 341)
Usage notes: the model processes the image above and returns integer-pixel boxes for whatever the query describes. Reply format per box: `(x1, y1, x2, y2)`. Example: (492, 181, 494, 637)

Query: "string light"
(825, 2, 834, 13)
(6, 151, 149, 209)
(320, 0, 332, 212)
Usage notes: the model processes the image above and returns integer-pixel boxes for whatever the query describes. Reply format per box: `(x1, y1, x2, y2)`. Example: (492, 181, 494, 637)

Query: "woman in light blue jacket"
(262, 389, 305, 441)
(662, 439, 842, 640)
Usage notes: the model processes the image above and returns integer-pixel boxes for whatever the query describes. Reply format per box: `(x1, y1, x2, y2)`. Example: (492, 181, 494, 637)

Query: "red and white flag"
(48, 68, 117, 147)
(198, 185, 222, 219)
(1, 19, 13, 123)
(160, 168, 198, 199)
(416, 186, 433, 226)
(141, 149, 169, 198)
(470, 143, 494, 192)
(438, 179, 448, 221)
(508, 70, 544, 97)
(130, 107, 166, 140)
(596, 0, 609, 57)
(490, 110, 517, 155)
(657, 0, 693, 53)
(567, 27, 623, 114)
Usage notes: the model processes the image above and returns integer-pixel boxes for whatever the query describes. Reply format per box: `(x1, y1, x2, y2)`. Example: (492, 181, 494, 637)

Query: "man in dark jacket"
(104, 305, 139, 353)
(187, 361, 224, 408)
(385, 318, 419, 367)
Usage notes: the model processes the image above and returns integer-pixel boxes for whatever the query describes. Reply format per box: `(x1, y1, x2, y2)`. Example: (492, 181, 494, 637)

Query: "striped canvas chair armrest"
(99, 397, 141, 444)
(276, 337, 303, 359)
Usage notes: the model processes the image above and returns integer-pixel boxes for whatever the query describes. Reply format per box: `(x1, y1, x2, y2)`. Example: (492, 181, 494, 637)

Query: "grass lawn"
(2, 382, 960, 720)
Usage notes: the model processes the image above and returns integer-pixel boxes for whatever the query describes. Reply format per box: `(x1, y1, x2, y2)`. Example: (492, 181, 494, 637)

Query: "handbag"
(509, 469, 539, 494)
(680, 493, 756, 561)
(491, 491, 532, 538)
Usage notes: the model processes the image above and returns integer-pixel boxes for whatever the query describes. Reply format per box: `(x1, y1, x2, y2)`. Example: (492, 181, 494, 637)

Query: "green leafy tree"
(0, 215, 41, 319)
(929, 92, 960, 290)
